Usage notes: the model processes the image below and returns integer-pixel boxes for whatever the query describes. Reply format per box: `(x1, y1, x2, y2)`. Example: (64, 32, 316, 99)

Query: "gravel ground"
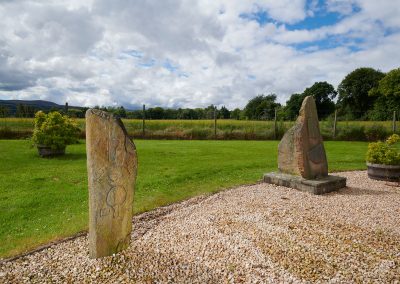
(1, 171, 400, 283)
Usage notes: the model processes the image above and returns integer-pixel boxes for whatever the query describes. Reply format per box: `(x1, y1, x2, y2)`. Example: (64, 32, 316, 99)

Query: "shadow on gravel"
(336, 186, 393, 196)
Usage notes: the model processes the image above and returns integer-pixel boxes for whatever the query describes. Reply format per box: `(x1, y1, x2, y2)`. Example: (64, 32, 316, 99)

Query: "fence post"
(274, 108, 277, 140)
(142, 104, 146, 137)
(333, 110, 337, 138)
(393, 110, 396, 133)
(214, 107, 217, 138)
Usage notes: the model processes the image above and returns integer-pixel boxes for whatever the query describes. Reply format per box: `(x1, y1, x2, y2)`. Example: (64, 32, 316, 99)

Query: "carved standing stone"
(278, 96, 328, 179)
(86, 109, 138, 258)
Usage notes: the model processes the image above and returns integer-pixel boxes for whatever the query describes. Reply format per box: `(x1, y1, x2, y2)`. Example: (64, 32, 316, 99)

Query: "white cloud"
(0, 0, 399, 109)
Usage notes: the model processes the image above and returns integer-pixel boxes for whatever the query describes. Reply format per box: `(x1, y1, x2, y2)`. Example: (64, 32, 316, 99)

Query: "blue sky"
(0, 0, 399, 109)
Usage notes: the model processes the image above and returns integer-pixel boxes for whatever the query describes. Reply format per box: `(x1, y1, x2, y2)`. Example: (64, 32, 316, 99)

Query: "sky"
(0, 0, 400, 110)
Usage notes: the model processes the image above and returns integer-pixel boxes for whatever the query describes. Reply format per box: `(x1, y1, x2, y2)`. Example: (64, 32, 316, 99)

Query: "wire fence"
(1, 110, 399, 141)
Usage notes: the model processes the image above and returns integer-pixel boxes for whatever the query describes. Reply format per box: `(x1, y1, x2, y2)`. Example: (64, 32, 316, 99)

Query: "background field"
(0, 139, 368, 258)
(0, 118, 397, 141)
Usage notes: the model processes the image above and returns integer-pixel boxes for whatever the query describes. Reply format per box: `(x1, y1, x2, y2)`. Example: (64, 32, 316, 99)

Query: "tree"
(147, 107, 164, 119)
(16, 104, 36, 117)
(230, 108, 242, 120)
(374, 68, 400, 97)
(114, 106, 127, 118)
(219, 106, 230, 119)
(0, 106, 10, 118)
(244, 94, 280, 120)
(369, 68, 400, 120)
(283, 93, 304, 120)
(204, 105, 217, 119)
(302, 81, 336, 119)
(337, 67, 385, 119)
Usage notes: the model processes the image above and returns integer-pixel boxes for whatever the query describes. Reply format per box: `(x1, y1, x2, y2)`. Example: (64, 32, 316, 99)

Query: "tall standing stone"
(278, 96, 328, 179)
(86, 109, 138, 258)
(264, 96, 346, 194)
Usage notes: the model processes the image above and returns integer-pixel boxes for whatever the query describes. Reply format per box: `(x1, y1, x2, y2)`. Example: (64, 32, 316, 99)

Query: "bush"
(336, 125, 366, 141)
(364, 124, 389, 141)
(32, 111, 80, 150)
(366, 134, 400, 165)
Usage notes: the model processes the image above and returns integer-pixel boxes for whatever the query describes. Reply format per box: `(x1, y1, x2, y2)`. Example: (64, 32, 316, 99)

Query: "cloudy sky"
(0, 0, 399, 109)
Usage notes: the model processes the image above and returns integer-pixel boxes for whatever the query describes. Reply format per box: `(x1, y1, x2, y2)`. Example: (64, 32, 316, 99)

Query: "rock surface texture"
(278, 96, 328, 179)
(86, 109, 137, 258)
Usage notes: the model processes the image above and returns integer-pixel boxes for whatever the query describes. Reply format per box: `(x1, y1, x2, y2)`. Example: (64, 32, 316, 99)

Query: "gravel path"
(1, 171, 400, 283)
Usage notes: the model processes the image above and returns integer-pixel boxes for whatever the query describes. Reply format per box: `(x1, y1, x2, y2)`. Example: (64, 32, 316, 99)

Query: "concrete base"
(263, 172, 346, 195)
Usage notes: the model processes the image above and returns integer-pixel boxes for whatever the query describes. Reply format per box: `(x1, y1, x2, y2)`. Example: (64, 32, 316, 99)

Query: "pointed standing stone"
(278, 96, 328, 179)
(264, 96, 346, 194)
(86, 109, 138, 258)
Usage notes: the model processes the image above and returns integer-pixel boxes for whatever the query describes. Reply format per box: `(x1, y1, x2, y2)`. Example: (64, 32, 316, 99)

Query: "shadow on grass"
(49, 152, 86, 161)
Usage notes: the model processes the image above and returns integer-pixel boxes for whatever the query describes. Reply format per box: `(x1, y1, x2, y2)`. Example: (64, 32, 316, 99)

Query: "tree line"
(1, 67, 399, 121)
(246, 67, 400, 121)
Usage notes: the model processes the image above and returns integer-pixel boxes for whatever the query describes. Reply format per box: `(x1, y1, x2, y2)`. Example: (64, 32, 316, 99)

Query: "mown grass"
(0, 118, 397, 140)
(0, 139, 368, 258)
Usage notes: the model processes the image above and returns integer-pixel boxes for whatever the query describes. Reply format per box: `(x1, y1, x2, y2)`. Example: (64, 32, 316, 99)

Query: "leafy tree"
(337, 67, 385, 119)
(302, 81, 336, 119)
(374, 68, 400, 97)
(114, 106, 127, 118)
(283, 93, 304, 120)
(0, 106, 10, 118)
(369, 68, 400, 120)
(16, 104, 36, 117)
(148, 107, 164, 119)
(230, 108, 242, 120)
(204, 105, 217, 119)
(244, 94, 280, 120)
(219, 106, 230, 119)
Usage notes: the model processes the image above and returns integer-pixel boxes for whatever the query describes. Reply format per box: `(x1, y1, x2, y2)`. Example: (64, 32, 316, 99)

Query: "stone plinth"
(264, 172, 346, 195)
(86, 109, 138, 258)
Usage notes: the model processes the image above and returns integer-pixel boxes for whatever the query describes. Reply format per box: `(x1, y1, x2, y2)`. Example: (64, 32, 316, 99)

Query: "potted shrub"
(32, 111, 80, 157)
(366, 134, 400, 181)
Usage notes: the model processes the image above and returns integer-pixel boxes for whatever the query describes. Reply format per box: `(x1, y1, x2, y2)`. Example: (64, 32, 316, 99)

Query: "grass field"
(0, 118, 397, 140)
(0, 139, 368, 258)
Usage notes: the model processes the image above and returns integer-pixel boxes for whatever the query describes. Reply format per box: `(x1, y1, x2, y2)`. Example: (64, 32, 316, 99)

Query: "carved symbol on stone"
(99, 207, 112, 218)
(105, 176, 127, 219)
(308, 144, 325, 164)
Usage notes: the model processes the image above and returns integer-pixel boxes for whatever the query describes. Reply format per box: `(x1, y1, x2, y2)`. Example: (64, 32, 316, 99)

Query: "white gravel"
(1, 171, 400, 283)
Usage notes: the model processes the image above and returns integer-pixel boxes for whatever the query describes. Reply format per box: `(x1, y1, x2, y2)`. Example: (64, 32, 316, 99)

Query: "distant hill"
(0, 100, 80, 116)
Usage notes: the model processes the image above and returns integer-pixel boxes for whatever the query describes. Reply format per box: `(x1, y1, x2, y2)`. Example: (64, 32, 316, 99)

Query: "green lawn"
(0, 140, 368, 258)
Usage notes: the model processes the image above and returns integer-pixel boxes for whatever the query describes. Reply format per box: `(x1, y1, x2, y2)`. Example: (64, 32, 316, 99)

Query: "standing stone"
(264, 96, 346, 194)
(278, 96, 328, 179)
(86, 109, 138, 258)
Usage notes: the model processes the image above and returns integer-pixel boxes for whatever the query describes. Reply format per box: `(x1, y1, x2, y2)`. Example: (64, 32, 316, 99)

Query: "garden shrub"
(32, 111, 80, 150)
(366, 134, 400, 165)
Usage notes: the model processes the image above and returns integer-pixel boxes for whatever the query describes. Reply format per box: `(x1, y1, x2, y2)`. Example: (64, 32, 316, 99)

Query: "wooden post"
(274, 108, 277, 140)
(333, 110, 337, 138)
(214, 107, 217, 138)
(393, 110, 396, 133)
(142, 104, 146, 137)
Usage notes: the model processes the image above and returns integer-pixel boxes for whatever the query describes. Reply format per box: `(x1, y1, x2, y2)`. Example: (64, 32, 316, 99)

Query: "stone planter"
(366, 162, 400, 181)
(37, 145, 66, 157)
